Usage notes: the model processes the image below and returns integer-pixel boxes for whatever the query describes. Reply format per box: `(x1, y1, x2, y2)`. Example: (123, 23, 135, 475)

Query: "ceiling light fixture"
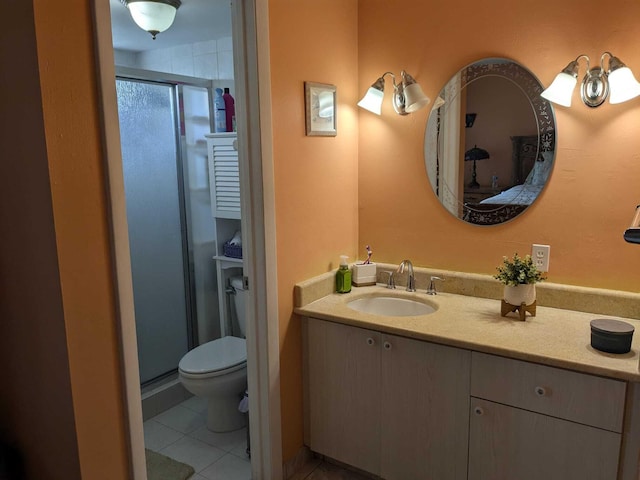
(541, 52, 640, 108)
(358, 70, 430, 115)
(122, 0, 182, 40)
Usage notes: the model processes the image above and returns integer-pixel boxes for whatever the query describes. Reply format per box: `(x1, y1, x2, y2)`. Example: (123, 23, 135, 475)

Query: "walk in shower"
(116, 71, 219, 386)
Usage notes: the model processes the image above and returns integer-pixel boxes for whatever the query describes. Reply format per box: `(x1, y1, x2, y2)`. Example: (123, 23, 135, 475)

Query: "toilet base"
(207, 396, 246, 432)
(179, 365, 247, 433)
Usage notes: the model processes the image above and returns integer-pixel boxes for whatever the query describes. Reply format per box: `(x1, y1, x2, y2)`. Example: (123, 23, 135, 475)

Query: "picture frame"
(304, 81, 337, 137)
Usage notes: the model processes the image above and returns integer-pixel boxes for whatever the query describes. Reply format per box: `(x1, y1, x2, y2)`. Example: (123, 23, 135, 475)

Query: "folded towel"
(238, 390, 249, 413)
(228, 230, 242, 246)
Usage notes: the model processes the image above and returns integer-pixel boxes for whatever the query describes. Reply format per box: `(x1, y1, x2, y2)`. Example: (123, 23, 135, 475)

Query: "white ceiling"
(109, 0, 232, 52)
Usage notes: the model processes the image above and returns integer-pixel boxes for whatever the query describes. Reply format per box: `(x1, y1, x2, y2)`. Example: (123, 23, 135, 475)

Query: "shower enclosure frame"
(116, 68, 217, 386)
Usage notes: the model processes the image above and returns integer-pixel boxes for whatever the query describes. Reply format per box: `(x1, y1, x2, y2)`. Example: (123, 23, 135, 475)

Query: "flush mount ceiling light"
(358, 70, 431, 115)
(122, 0, 182, 40)
(541, 52, 640, 108)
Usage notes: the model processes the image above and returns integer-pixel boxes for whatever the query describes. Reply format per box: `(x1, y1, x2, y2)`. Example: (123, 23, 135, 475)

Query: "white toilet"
(178, 276, 247, 432)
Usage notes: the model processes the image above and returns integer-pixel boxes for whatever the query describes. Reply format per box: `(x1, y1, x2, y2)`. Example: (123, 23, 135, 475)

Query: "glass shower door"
(116, 78, 190, 385)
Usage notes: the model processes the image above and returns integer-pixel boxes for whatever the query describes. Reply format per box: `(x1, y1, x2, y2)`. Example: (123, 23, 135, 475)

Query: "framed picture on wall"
(304, 81, 337, 137)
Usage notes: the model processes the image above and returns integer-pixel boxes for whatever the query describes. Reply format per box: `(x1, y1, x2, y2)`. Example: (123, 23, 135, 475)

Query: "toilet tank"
(230, 276, 246, 337)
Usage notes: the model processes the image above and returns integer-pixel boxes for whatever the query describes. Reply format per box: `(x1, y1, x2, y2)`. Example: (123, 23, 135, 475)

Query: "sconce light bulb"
(607, 56, 640, 104)
(402, 70, 431, 113)
(541, 59, 580, 107)
(357, 76, 385, 115)
(357, 87, 384, 115)
(541, 72, 578, 107)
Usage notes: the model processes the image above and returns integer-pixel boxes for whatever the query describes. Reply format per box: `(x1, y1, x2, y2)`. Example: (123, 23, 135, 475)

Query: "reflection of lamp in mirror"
(464, 145, 490, 189)
(465, 113, 477, 128)
(541, 52, 640, 107)
(358, 70, 430, 115)
(623, 205, 640, 244)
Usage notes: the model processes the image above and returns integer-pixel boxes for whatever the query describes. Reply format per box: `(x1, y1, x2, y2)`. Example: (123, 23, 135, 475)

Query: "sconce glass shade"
(357, 77, 385, 115)
(126, 0, 181, 40)
(607, 56, 640, 104)
(541, 60, 580, 107)
(402, 71, 431, 113)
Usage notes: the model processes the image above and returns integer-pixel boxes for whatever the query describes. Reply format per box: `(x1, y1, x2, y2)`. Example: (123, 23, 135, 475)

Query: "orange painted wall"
(358, 0, 640, 292)
(269, 0, 360, 461)
(0, 3, 81, 479)
(10, 0, 129, 479)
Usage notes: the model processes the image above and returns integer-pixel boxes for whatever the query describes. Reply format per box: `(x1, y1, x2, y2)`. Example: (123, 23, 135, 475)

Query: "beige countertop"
(294, 266, 640, 382)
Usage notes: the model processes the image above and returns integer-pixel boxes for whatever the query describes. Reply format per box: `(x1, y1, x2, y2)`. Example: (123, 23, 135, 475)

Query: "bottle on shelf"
(223, 88, 235, 133)
(214, 88, 226, 133)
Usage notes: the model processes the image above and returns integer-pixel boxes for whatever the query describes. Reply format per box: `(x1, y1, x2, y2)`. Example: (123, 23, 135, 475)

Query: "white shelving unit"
(206, 132, 243, 337)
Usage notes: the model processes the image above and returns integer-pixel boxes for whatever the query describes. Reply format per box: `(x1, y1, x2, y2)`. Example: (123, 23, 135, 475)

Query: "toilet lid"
(178, 336, 246, 375)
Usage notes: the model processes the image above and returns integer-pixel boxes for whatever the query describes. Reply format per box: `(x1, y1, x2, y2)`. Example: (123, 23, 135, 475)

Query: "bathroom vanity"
(295, 266, 640, 480)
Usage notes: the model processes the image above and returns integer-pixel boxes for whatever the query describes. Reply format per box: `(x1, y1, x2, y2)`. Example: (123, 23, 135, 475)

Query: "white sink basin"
(347, 296, 436, 317)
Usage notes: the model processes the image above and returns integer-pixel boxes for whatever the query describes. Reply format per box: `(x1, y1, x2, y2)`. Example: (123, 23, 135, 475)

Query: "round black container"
(590, 319, 634, 354)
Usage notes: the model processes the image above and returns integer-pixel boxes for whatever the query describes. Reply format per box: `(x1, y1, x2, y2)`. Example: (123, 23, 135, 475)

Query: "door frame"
(91, 1, 281, 478)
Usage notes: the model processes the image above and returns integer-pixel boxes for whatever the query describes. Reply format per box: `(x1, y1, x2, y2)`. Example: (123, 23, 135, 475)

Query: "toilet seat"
(178, 336, 246, 378)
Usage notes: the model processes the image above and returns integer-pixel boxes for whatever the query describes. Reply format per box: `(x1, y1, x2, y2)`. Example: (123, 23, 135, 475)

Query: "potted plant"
(494, 253, 545, 307)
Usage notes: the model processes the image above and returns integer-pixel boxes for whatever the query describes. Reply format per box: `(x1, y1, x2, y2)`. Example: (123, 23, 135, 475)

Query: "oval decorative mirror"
(424, 58, 556, 225)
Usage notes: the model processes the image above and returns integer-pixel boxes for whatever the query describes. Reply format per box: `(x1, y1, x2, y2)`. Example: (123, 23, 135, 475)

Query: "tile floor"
(292, 459, 374, 480)
(144, 396, 251, 480)
(145, 396, 369, 480)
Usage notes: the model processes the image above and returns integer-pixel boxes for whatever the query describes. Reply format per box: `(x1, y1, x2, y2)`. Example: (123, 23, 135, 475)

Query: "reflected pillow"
(525, 151, 554, 186)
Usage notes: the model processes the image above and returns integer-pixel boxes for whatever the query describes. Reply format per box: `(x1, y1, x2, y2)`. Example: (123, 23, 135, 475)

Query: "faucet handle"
(426, 276, 444, 295)
(382, 271, 396, 289)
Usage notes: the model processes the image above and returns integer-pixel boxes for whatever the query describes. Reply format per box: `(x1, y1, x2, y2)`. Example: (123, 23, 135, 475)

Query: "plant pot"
(503, 284, 536, 306)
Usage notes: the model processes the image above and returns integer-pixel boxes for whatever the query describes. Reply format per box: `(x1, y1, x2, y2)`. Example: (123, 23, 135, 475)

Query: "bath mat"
(145, 449, 195, 480)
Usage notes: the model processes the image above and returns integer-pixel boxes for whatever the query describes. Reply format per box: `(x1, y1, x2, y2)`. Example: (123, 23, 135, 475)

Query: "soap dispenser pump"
(336, 255, 352, 294)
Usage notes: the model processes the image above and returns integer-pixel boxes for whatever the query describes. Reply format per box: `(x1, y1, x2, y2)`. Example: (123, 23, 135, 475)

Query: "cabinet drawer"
(471, 352, 626, 432)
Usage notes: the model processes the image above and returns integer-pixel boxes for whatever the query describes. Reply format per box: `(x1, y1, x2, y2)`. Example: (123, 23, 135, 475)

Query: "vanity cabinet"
(304, 318, 470, 480)
(468, 352, 626, 480)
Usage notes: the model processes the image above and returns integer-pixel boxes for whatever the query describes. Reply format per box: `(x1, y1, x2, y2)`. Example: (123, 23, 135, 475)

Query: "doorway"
(92, 0, 281, 478)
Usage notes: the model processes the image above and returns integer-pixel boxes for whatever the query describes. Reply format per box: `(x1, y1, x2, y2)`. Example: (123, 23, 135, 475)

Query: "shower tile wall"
(113, 37, 234, 80)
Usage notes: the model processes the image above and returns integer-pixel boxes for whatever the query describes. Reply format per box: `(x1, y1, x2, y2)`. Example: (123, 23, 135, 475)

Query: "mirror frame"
(425, 58, 556, 226)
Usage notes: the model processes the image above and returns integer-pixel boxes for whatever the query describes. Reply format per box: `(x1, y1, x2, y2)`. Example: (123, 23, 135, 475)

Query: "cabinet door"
(469, 398, 621, 480)
(207, 134, 240, 219)
(381, 334, 471, 480)
(306, 319, 382, 475)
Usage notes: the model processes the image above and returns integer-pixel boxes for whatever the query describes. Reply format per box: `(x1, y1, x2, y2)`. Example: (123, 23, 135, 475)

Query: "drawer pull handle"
(366, 337, 375, 346)
(383, 341, 392, 350)
(535, 386, 547, 397)
(474, 406, 484, 416)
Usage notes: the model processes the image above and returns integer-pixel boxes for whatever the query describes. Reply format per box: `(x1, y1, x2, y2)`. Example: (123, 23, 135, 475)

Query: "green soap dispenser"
(336, 255, 352, 294)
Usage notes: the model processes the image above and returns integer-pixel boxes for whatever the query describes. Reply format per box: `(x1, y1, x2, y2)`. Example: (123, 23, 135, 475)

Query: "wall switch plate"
(532, 244, 550, 272)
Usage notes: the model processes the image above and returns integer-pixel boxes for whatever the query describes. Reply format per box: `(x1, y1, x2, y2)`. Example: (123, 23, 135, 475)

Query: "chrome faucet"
(397, 259, 416, 292)
(383, 271, 396, 289)
(427, 276, 444, 295)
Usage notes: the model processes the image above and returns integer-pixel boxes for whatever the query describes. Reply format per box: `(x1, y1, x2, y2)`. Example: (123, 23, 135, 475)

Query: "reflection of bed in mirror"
(463, 135, 554, 225)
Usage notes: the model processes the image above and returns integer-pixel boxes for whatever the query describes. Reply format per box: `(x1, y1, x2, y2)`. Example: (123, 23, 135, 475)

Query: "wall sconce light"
(541, 52, 640, 108)
(122, 0, 182, 40)
(358, 70, 430, 115)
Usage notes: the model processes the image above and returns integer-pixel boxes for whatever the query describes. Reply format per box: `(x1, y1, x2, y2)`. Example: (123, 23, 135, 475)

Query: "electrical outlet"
(531, 244, 550, 272)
